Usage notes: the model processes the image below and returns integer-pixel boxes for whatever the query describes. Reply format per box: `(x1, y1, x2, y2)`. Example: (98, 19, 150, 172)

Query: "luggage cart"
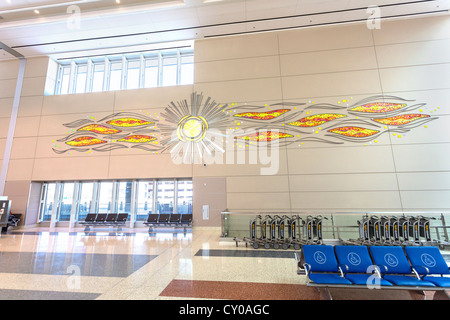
(304, 215, 327, 244)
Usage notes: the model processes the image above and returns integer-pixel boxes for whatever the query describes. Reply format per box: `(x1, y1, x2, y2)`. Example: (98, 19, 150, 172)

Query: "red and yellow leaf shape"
(66, 136, 107, 147)
(106, 118, 153, 127)
(234, 109, 290, 120)
(372, 114, 430, 126)
(288, 114, 347, 127)
(235, 131, 293, 142)
(77, 124, 121, 135)
(328, 127, 379, 138)
(118, 135, 157, 143)
(350, 103, 407, 113)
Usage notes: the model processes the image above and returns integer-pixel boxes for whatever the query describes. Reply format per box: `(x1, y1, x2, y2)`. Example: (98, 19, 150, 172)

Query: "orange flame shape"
(350, 102, 406, 113)
(77, 124, 121, 134)
(118, 135, 157, 143)
(235, 131, 293, 142)
(328, 127, 379, 138)
(288, 114, 347, 127)
(107, 118, 153, 127)
(66, 136, 107, 146)
(234, 109, 290, 120)
(372, 114, 430, 126)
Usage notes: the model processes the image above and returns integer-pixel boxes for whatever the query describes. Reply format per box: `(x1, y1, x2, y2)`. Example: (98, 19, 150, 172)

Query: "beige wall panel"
(226, 175, 289, 193)
(6, 159, 34, 181)
(21, 77, 46, 97)
(193, 177, 226, 227)
(227, 192, 291, 211)
(6, 195, 28, 214)
(108, 154, 192, 179)
(0, 98, 13, 118)
(32, 156, 110, 181)
(195, 55, 280, 83)
(13, 116, 41, 138)
(375, 39, 450, 69)
(392, 143, 450, 172)
(287, 145, 396, 174)
(114, 85, 194, 111)
(4, 180, 30, 195)
(194, 77, 282, 103)
(290, 191, 402, 210)
(401, 190, 450, 210)
(278, 23, 373, 54)
(42, 91, 115, 115)
(194, 32, 279, 62)
(10, 137, 38, 159)
(23, 57, 50, 78)
(0, 60, 19, 80)
(289, 173, 399, 192)
(0, 79, 18, 98)
(372, 16, 450, 46)
(38, 112, 112, 136)
(397, 172, 450, 191)
(281, 70, 382, 100)
(193, 147, 288, 177)
(379, 64, 450, 93)
(280, 47, 378, 76)
(0, 118, 11, 138)
(18, 96, 43, 117)
(0, 138, 6, 159)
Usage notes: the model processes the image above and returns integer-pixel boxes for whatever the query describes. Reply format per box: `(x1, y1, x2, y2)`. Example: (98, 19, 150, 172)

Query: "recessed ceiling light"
(34, 9, 40, 14)
(115, 0, 120, 3)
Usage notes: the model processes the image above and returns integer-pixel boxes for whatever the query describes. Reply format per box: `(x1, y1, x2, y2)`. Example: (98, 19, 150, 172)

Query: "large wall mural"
(53, 92, 438, 162)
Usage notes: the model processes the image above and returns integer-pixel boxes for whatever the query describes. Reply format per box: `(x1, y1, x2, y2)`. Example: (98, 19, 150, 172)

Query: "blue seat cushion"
(309, 273, 352, 285)
(345, 274, 393, 286)
(335, 245, 374, 273)
(423, 276, 450, 288)
(384, 275, 435, 287)
(404, 246, 450, 276)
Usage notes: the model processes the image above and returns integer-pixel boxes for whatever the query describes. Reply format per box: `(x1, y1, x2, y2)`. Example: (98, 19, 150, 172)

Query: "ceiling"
(0, 0, 449, 60)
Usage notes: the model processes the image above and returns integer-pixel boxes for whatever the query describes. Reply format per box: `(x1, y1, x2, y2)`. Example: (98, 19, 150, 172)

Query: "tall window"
(91, 63, 105, 92)
(135, 180, 154, 221)
(53, 48, 193, 95)
(156, 180, 175, 214)
(97, 181, 114, 213)
(39, 183, 56, 221)
(109, 61, 123, 91)
(116, 181, 133, 216)
(177, 180, 193, 214)
(58, 182, 75, 221)
(78, 182, 94, 221)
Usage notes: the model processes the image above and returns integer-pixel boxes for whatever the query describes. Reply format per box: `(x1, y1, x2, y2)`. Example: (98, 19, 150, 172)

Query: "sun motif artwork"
(118, 135, 157, 143)
(328, 127, 379, 138)
(288, 114, 347, 127)
(66, 136, 107, 146)
(234, 131, 294, 142)
(234, 109, 290, 120)
(350, 103, 407, 113)
(107, 118, 153, 127)
(372, 114, 430, 126)
(77, 124, 121, 134)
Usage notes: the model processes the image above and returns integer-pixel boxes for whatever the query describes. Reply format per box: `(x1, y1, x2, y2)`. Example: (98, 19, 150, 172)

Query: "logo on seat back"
(384, 253, 399, 267)
(347, 252, 361, 266)
(420, 253, 436, 268)
(314, 251, 327, 264)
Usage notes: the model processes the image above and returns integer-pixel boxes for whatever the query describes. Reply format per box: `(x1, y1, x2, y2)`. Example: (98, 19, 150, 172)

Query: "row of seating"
(144, 213, 192, 227)
(80, 213, 128, 226)
(296, 245, 450, 298)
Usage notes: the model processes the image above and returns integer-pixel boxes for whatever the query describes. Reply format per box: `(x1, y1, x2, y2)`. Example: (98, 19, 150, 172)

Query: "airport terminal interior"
(0, 0, 449, 302)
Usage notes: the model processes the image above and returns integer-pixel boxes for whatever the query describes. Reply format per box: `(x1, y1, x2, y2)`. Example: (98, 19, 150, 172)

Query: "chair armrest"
(338, 264, 349, 278)
(412, 265, 430, 280)
(303, 263, 311, 277)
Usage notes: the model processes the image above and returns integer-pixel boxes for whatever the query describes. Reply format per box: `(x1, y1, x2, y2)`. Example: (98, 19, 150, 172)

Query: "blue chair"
(404, 246, 450, 288)
(369, 246, 435, 287)
(302, 245, 352, 285)
(334, 245, 392, 287)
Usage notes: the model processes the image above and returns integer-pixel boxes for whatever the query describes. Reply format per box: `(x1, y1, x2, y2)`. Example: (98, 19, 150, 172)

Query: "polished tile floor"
(0, 226, 448, 301)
